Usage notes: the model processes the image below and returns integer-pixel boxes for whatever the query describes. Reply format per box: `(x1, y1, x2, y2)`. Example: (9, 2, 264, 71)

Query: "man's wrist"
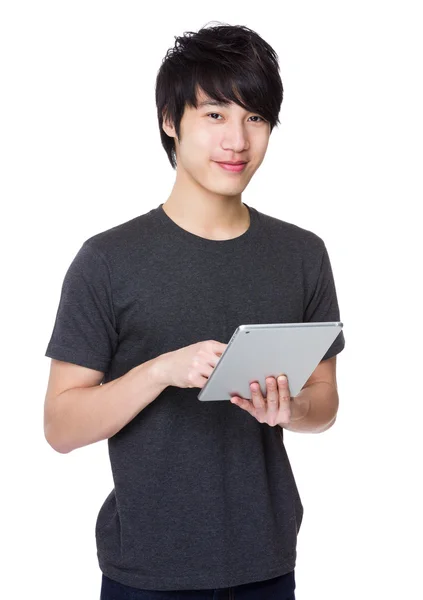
(149, 352, 172, 388)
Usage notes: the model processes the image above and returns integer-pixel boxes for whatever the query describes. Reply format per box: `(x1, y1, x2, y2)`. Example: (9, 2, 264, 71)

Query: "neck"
(162, 173, 249, 241)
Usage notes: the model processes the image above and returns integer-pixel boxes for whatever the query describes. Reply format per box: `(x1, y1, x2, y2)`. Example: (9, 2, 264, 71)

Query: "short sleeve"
(45, 242, 118, 372)
(303, 242, 345, 361)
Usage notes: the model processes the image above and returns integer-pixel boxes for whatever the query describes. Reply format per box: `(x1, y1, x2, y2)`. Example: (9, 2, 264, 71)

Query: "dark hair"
(155, 22, 284, 170)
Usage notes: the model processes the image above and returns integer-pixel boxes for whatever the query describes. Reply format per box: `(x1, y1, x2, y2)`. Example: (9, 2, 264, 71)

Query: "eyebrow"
(197, 100, 229, 108)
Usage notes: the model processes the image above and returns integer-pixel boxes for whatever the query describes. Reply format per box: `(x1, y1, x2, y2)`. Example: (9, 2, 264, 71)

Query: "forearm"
(45, 356, 168, 454)
(282, 381, 339, 434)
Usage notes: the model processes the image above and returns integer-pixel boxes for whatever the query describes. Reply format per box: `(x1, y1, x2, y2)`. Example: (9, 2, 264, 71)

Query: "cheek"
(259, 135, 270, 154)
(181, 130, 212, 161)
(196, 129, 216, 152)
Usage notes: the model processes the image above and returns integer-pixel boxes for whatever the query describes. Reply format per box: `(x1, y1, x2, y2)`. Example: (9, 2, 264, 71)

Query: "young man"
(44, 23, 345, 600)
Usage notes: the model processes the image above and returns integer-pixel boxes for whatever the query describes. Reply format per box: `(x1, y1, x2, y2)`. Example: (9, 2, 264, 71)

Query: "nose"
(221, 124, 249, 154)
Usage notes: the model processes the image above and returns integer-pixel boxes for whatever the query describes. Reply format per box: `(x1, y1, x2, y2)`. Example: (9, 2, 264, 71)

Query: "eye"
(207, 113, 266, 123)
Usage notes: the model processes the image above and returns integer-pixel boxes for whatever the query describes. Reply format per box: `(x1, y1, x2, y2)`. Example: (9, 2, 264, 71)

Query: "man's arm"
(44, 356, 168, 454)
(281, 355, 339, 433)
(282, 381, 339, 433)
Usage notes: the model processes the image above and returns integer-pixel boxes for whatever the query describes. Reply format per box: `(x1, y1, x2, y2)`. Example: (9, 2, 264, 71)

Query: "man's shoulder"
(256, 207, 325, 251)
(81, 208, 158, 262)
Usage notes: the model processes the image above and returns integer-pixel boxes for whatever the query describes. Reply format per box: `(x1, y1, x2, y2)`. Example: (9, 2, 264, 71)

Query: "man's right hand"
(154, 340, 228, 390)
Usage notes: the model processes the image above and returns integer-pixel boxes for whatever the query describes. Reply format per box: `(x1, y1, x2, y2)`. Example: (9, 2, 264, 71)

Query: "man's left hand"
(230, 375, 293, 427)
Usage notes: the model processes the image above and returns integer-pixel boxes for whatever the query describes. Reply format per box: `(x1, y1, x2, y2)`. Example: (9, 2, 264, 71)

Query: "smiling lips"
(215, 161, 247, 172)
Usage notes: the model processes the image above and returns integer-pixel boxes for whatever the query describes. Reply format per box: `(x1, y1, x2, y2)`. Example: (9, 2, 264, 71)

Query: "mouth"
(214, 161, 248, 173)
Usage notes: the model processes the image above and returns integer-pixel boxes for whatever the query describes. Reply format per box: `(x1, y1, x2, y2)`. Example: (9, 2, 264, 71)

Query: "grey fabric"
(45, 202, 345, 591)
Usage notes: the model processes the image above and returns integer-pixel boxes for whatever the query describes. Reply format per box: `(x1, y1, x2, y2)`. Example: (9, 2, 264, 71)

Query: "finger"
(277, 375, 291, 423)
(230, 395, 255, 417)
(250, 381, 266, 412)
(265, 376, 280, 422)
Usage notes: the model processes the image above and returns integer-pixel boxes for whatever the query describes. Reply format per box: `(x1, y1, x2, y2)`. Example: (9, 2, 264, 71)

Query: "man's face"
(163, 89, 271, 196)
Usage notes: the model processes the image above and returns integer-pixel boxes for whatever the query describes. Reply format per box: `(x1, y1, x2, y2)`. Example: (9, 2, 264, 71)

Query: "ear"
(162, 109, 176, 138)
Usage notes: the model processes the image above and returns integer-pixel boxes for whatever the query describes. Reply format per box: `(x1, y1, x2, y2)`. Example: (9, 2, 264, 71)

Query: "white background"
(1, 1, 421, 598)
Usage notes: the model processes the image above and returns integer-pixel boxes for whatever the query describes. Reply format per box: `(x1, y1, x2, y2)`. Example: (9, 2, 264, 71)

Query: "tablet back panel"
(198, 322, 343, 402)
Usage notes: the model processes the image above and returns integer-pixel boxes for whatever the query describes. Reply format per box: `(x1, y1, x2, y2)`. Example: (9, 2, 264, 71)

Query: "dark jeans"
(100, 571, 295, 599)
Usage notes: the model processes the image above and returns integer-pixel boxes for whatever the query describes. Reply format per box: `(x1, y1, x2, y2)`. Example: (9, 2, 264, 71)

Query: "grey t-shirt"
(45, 202, 345, 591)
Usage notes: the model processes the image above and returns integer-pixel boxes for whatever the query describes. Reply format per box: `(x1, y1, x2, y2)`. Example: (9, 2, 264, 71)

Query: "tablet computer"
(197, 321, 343, 402)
